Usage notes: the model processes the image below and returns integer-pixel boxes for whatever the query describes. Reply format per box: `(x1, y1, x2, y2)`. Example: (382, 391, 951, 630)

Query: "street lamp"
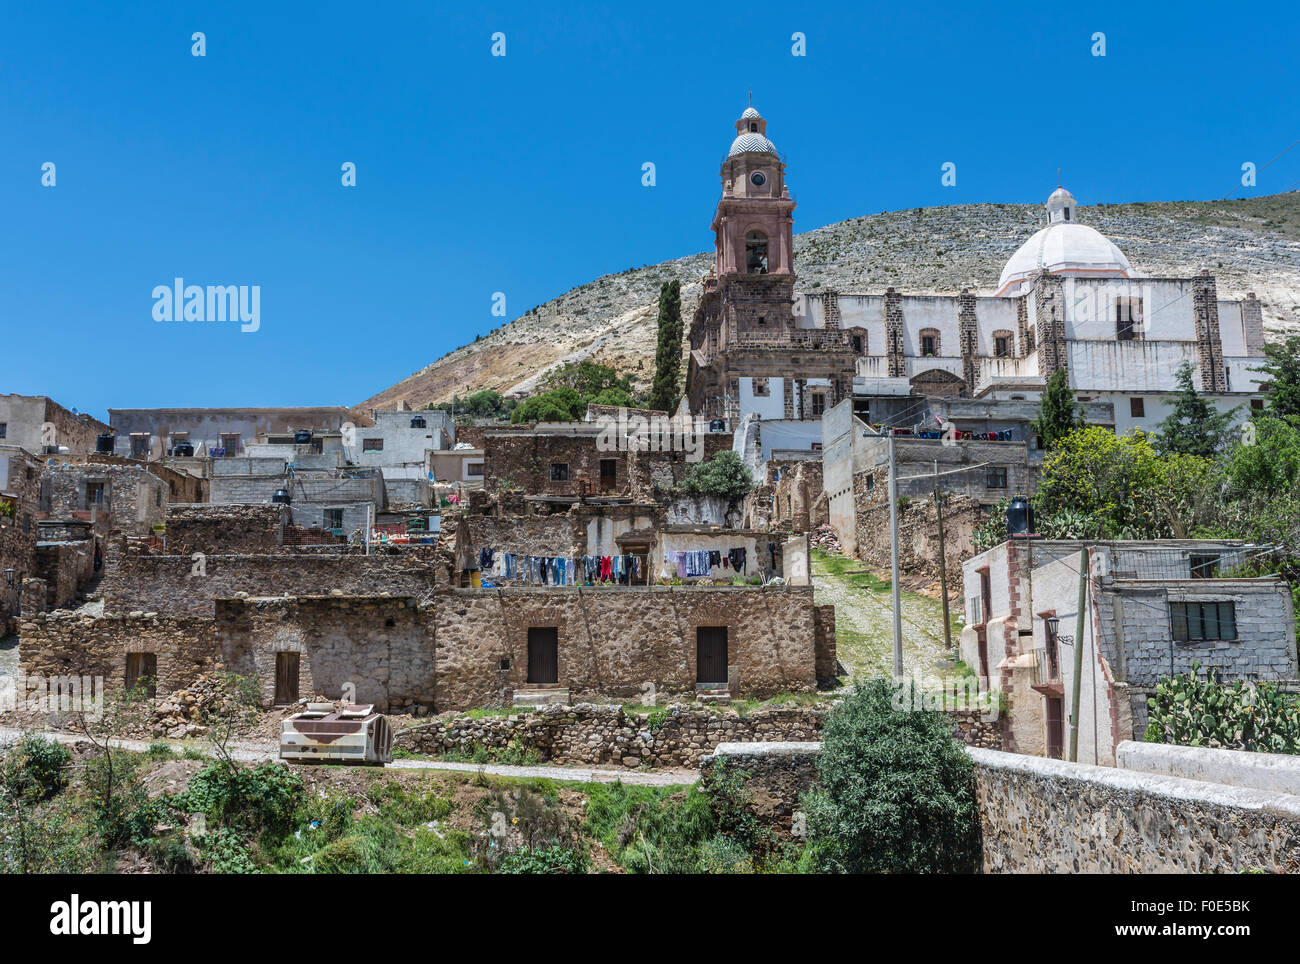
(2, 568, 15, 587)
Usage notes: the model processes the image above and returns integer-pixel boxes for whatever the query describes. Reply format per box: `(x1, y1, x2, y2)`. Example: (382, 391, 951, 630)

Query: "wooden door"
(599, 459, 617, 492)
(527, 628, 559, 684)
(1045, 696, 1064, 759)
(977, 629, 989, 683)
(696, 626, 728, 684)
(275, 652, 300, 704)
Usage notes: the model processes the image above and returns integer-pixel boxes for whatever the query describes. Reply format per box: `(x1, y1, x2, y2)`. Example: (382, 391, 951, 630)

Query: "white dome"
(728, 131, 778, 158)
(996, 222, 1133, 296)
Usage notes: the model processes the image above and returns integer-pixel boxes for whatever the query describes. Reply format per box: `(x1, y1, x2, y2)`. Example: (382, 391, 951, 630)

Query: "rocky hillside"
(361, 193, 1300, 410)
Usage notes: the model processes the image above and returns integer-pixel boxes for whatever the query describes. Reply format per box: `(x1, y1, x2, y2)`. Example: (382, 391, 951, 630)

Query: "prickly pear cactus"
(1145, 662, 1300, 753)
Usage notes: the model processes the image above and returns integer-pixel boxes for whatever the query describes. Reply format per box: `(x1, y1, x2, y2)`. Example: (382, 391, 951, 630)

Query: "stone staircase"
(513, 688, 570, 708)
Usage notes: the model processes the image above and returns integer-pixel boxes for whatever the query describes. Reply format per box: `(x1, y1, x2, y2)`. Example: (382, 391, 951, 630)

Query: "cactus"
(1145, 662, 1300, 754)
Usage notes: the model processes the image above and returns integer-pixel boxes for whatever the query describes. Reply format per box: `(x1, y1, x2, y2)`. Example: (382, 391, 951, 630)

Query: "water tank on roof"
(272, 488, 292, 505)
(410, 415, 427, 428)
(709, 419, 726, 433)
(1006, 496, 1036, 537)
(96, 433, 116, 454)
(171, 442, 194, 457)
(293, 430, 313, 445)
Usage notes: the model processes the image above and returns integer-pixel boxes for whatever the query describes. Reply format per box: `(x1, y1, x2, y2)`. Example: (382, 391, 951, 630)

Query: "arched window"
(745, 231, 769, 274)
(749, 122, 758, 132)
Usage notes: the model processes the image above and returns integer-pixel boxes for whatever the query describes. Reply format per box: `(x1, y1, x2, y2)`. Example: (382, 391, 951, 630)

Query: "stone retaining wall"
(396, 703, 825, 769)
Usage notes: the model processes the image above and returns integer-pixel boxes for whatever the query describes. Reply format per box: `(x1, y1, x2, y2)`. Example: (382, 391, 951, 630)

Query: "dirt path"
(811, 548, 963, 682)
(0, 726, 698, 785)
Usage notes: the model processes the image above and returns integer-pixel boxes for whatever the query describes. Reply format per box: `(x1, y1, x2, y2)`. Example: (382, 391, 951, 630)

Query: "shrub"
(180, 762, 304, 833)
(3, 736, 71, 801)
(499, 845, 588, 874)
(802, 679, 981, 873)
(677, 450, 754, 502)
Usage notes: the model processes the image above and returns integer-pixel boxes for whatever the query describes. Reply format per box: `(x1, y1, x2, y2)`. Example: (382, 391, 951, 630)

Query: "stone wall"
(853, 484, 982, 582)
(44, 460, 169, 537)
(215, 596, 435, 712)
(0, 447, 42, 632)
(972, 746, 1300, 873)
(34, 540, 94, 610)
(399, 703, 825, 769)
(18, 610, 219, 697)
(102, 543, 447, 615)
(433, 585, 821, 711)
(701, 741, 822, 837)
(165, 503, 289, 554)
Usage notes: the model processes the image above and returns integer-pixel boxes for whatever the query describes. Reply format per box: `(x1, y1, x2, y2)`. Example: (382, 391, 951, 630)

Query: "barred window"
(1170, 601, 1236, 642)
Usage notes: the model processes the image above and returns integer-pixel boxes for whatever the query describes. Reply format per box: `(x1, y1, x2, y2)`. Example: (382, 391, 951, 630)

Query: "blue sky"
(2, 0, 1296, 419)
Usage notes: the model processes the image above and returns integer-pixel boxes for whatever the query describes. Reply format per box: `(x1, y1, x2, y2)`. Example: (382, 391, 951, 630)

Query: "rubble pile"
(812, 523, 842, 554)
(148, 674, 224, 738)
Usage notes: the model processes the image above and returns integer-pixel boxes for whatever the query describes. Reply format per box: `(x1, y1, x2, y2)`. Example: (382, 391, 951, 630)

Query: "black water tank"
(293, 430, 312, 445)
(410, 415, 427, 429)
(1006, 496, 1035, 537)
(272, 488, 292, 505)
(96, 433, 116, 454)
(171, 443, 194, 457)
(709, 419, 726, 432)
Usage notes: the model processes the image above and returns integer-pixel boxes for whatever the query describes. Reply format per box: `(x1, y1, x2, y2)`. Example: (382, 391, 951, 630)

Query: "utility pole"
(933, 460, 953, 659)
(888, 428, 903, 677)
(1068, 545, 1090, 763)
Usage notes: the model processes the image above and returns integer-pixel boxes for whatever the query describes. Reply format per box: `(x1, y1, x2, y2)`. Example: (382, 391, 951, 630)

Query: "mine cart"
(279, 703, 393, 765)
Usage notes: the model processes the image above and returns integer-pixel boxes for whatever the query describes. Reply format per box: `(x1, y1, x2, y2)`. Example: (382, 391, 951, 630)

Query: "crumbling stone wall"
(701, 742, 822, 837)
(18, 610, 219, 697)
(216, 596, 435, 712)
(34, 540, 93, 610)
(399, 703, 825, 769)
(0, 448, 42, 632)
(165, 503, 289, 554)
(102, 543, 446, 615)
(767, 458, 823, 532)
(44, 460, 169, 536)
(853, 483, 982, 581)
(433, 585, 821, 711)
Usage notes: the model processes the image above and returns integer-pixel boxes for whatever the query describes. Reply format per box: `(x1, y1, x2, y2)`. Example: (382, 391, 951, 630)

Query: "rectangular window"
(220, 433, 240, 457)
(810, 393, 827, 417)
(86, 482, 105, 505)
(550, 463, 569, 482)
(1251, 399, 1265, 412)
(1116, 297, 1143, 340)
(1170, 601, 1237, 642)
(986, 466, 1008, 489)
(0, 423, 6, 438)
(752, 378, 770, 397)
(466, 462, 484, 477)
(1130, 397, 1145, 418)
(126, 653, 157, 698)
(994, 335, 1010, 358)
(324, 508, 344, 530)
(362, 438, 384, 452)
(1189, 554, 1220, 579)
(131, 435, 151, 459)
(921, 335, 937, 357)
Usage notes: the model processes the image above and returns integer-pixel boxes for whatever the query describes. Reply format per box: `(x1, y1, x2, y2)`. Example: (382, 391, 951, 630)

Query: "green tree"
(677, 450, 753, 502)
(648, 281, 683, 413)
(544, 360, 632, 401)
(802, 679, 981, 874)
(511, 387, 586, 423)
(1037, 426, 1216, 539)
(1155, 360, 1236, 457)
(1031, 368, 1082, 451)
(1258, 335, 1300, 420)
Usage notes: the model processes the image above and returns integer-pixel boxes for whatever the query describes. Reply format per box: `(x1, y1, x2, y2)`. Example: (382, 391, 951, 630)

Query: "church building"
(687, 105, 1269, 437)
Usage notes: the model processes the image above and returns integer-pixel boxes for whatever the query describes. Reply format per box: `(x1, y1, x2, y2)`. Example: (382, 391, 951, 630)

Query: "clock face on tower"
(750, 170, 766, 187)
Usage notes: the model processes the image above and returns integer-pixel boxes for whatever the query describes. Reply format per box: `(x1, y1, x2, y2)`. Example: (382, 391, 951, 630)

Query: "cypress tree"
(1156, 360, 1236, 457)
(648, 280, 683, 412)
(1032, 368, 1083, 451)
